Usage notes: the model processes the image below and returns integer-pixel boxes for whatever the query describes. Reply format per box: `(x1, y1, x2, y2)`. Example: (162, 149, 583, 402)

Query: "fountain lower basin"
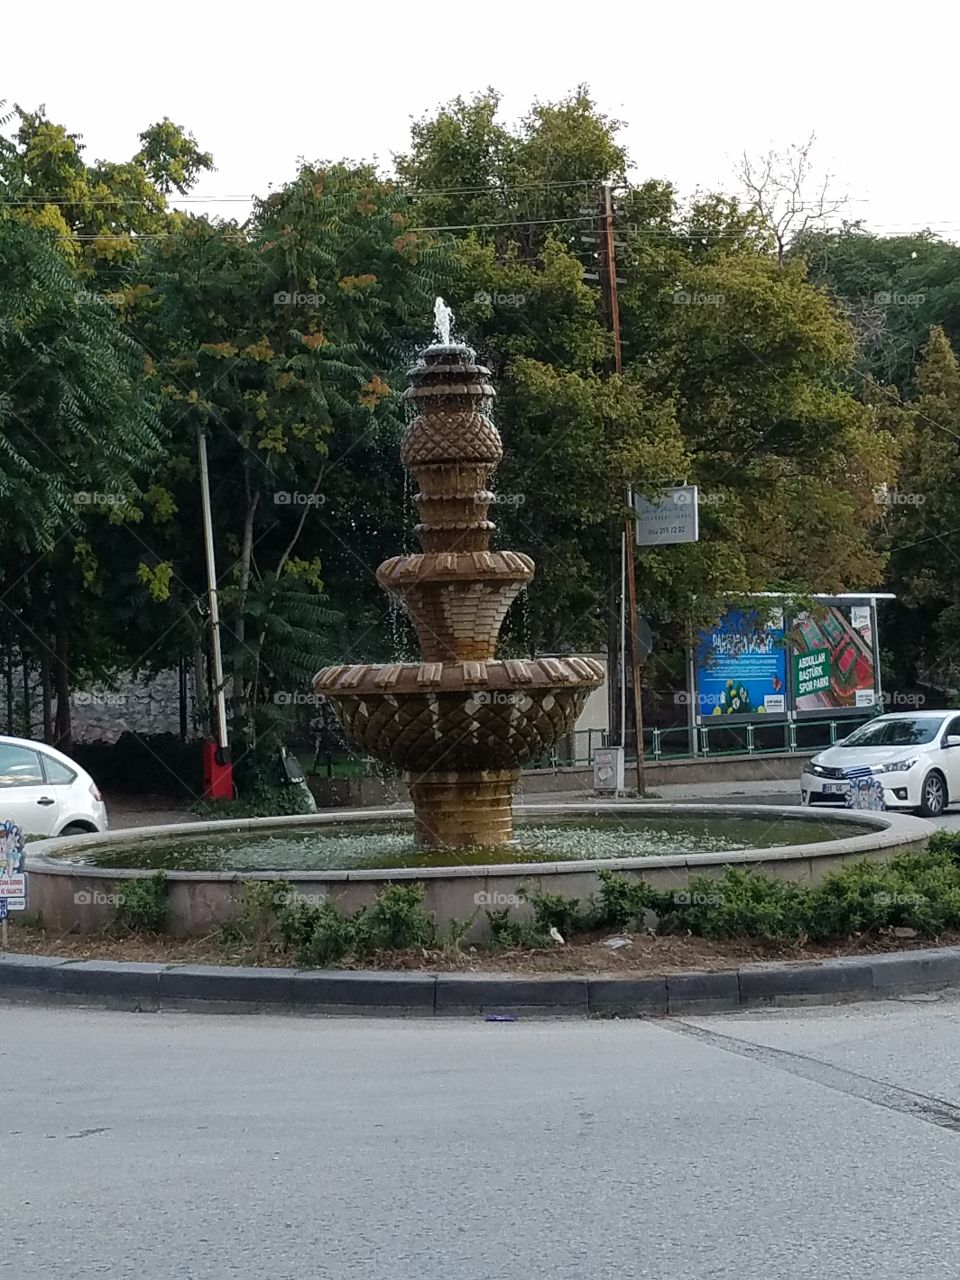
(26, 804, 934, 938)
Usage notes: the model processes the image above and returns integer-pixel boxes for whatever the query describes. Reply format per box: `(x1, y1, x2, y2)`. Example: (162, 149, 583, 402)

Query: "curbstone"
(666, 970, 740, 1014)
(868, 947, 960, 992)
(292, 970, 437, 1011)
(587, 976, 668, 1016)
(4, 944, 960, 1015)
(435, 974, 588, 1016)
(738, 958, 873, 1005)
(48, 960, 165, 999)
(0, 953, 67, 993)
(157, 964, 296, 1004)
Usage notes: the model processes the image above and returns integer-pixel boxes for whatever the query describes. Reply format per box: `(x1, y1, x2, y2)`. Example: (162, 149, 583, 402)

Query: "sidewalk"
(517, 779, 801, 806)
(103, 776, 804, 831)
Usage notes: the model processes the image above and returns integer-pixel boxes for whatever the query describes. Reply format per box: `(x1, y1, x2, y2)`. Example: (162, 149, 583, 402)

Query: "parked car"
(800, 710, 960, 817)
(0, 735, 108, 836)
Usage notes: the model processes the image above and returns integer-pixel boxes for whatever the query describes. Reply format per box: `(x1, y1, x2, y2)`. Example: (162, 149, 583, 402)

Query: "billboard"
(694, 609, 788, 718)
(790, 604, 876, 713)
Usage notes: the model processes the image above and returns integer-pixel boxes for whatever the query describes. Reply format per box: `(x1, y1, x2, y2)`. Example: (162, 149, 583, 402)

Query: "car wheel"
(918, 771, 947, 818)
(59, 822, 96, 836)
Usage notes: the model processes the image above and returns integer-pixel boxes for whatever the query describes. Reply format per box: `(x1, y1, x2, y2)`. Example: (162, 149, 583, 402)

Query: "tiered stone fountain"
(314, 303, 604, 847)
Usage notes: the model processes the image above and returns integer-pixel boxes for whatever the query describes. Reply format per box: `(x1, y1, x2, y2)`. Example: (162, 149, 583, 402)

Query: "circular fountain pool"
(48, 810, 871, 873)
(25, 803, 934, 937)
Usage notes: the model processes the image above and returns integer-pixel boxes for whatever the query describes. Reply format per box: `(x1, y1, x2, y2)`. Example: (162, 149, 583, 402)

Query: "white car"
(0, 735, 108, 837)
(800, 710, 960, 817)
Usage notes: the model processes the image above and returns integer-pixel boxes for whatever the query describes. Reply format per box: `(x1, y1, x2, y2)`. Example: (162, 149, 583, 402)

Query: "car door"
(938, 715, 960, 803)
(0, 742, 60, 835)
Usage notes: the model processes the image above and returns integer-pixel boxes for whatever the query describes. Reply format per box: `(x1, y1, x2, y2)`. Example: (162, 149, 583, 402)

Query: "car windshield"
(838, 716, 944, 747)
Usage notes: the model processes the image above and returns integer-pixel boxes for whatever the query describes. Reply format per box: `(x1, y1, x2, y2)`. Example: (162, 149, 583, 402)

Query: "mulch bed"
(6, 922, 959, 976)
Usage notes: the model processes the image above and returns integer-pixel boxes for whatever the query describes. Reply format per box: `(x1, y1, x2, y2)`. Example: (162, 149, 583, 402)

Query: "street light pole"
(197, 424, 233, 797)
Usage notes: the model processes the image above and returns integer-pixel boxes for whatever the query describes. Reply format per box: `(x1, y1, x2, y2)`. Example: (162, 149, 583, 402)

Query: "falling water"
(433, 296, 455, 346)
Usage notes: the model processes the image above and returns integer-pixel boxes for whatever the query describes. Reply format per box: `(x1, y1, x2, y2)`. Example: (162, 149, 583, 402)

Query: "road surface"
(5, 998, 960, 1278)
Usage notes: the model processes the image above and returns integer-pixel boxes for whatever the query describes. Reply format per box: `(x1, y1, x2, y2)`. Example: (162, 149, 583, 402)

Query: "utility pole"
(600, 184, 646, 795)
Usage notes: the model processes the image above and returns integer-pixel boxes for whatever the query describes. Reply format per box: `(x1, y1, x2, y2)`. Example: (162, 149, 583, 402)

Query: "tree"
(0, 216, 163, 743)
(129, 163, 455, 750)
(737, 133, 849, 264)
(792, 227, 960, 393)
(883, 327, 960, 686)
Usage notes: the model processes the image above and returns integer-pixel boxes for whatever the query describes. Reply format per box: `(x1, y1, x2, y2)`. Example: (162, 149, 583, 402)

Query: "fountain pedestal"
(409, 769, 517, 848)
(315, 335, 604, 849)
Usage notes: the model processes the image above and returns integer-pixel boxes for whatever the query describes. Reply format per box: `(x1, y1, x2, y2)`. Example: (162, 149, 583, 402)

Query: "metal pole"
(624, 490, 646, 795)
(197, 425, 229, 754)
(619, 529, 627, 754)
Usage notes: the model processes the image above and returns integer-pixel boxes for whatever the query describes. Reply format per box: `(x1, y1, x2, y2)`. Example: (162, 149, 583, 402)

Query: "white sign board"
(593, 746, 624, 793)
(0, 821, 26, 915)
(634, 486, 699, 546)
(0, 875, 25, 912)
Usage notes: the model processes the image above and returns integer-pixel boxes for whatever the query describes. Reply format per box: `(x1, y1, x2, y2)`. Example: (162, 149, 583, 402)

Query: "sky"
(4, 0, 959, 238)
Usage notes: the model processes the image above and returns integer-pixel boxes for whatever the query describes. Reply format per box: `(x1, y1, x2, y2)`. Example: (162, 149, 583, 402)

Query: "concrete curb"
(4, 946, 960, 1016)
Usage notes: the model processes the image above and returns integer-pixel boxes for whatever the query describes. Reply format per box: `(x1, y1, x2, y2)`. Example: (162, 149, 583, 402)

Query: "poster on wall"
(694, 609, 788, 718)
(790, 604, 876, 713)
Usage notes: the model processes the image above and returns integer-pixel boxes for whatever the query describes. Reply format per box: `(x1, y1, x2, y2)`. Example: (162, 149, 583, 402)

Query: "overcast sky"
(4, 0, 958, 238)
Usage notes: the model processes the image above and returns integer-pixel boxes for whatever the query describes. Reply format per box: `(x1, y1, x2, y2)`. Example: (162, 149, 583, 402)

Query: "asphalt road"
(5, 999, 960, 1279)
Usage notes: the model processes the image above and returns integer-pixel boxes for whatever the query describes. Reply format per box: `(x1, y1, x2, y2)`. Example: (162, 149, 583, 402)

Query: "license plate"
(823, 782, 848, 794)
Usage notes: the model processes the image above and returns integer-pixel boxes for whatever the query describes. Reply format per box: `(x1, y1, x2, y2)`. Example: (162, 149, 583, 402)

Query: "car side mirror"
(946, 735, 960, 748)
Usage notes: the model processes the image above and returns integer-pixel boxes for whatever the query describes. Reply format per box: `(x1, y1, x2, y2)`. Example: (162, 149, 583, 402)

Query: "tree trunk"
(52, 556, 72, 749)
(193, 625, 208, 739)
(40, 650, 53, 742)
(22, 654, 31, 738)
(5, 644, 13, 734)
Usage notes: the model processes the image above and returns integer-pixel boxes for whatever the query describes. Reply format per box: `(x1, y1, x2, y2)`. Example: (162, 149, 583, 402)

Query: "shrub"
(593, 870, 657, 929)
(519, 883, 589, 936)
(486, 909, 551, 950)
(359, 882, 437, 951)
(115, 871, 168, 932)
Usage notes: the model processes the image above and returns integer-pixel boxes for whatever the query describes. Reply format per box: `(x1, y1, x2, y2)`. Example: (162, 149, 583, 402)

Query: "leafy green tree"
(883, 327, 960, 685)
(129, 163, 455, 748)
(0, 216, 163, 742)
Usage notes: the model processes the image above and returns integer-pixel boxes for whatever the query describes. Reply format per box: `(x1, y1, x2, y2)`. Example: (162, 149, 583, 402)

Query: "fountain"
(313, 303, 605, 847)
(25, 301, 932, 939)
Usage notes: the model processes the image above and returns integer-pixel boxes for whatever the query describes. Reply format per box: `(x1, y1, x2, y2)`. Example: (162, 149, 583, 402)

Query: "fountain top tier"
(380, 339, 532, 663)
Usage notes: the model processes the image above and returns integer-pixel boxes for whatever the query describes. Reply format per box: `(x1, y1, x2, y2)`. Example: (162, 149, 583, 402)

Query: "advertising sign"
(0, 820, 25, 916)
(794, 649, 831, 697)
(791, 604, 877, 713)
(634, 486, 699, 546)
(695, 609, 788, 718)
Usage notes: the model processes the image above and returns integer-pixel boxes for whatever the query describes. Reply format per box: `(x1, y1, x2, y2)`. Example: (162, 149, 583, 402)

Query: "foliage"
(872, 327, 960, 686)
(115, 871, 168, 933)
(274, 881, 438, 966)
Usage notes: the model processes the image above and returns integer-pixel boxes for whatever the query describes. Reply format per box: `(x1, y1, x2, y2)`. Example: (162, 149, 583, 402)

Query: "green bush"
(485, 909, 551, 950)
(359, 882, 436, 951)
(271, 882, 437, 966)
(593, 869, 657, 929)
(115, 871, 168, 932)
(519, 883, 590, 936)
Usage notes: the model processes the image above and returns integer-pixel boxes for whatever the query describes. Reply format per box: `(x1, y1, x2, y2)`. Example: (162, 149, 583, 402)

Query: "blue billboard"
(695, 609, 787, 717)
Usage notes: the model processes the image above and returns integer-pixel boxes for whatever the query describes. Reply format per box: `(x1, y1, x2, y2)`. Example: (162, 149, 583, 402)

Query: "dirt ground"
(6, 921, 957, 976)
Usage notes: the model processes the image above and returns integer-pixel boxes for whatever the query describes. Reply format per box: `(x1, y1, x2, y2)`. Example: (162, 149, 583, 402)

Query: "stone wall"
(69, 669, 192, 744)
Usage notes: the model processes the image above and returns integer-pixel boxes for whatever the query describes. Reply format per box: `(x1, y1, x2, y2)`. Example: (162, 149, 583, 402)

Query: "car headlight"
(808, 763, 828, 777)
(873, 757, 919, 774)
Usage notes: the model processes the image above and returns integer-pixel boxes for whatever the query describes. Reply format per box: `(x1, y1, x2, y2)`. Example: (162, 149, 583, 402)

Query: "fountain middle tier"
(314, 656, 603, 774)
(376, 550, 534, 663)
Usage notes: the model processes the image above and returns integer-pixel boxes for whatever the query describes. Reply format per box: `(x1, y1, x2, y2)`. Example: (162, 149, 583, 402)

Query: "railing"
(309, 715, 875, 776)
(523, 714, 875, 771)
